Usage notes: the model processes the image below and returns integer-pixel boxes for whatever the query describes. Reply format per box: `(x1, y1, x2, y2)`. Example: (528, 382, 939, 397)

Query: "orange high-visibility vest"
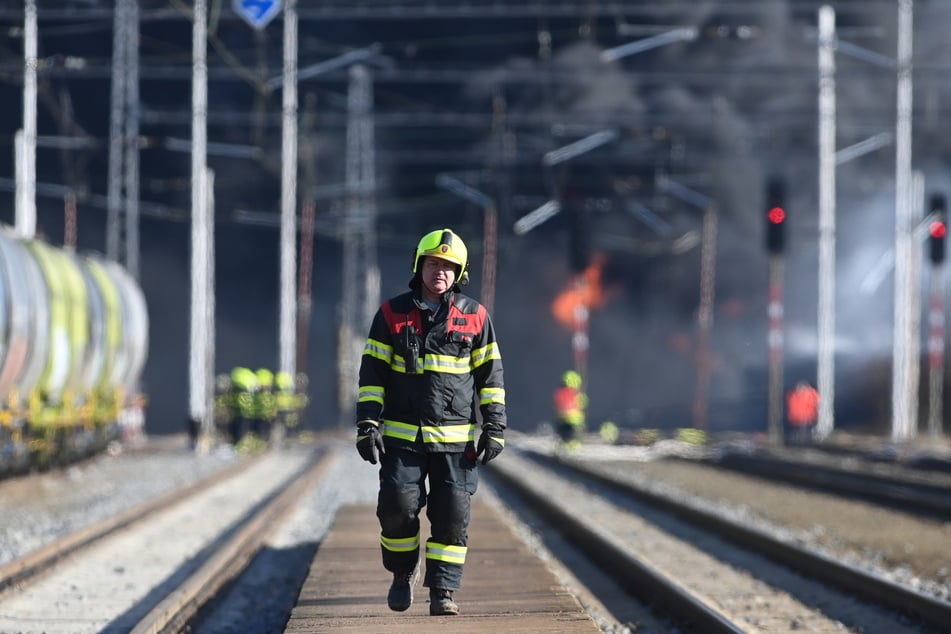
(554, 386, 584, 427)
(787, 385, 819, 427)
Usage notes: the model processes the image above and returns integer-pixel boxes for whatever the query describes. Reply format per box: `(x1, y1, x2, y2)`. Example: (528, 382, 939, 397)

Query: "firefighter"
(554, 370, 587, 451)
(253, 367, 276, 441)
(355, 228, 507, 616)
(786, 381, 819, 444)
(275, 370, 306, 431)
(228, 366, 258, 444)
(213, 373, 233, 439)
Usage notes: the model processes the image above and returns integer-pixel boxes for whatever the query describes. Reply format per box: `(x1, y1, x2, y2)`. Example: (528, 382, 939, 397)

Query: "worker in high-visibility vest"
(275, 370, 308, 431)
(253, 368, 276, 441)
(554, 370, 587, 451)
(228, 367, 258, 444)
(786, 381, 819, 444)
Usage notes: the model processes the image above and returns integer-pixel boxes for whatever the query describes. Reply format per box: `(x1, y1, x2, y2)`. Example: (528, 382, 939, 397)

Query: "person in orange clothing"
(786, 381, 819, 444)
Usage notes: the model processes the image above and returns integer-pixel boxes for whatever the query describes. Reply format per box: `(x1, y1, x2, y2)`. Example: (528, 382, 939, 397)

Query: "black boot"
(429, 588, 459, 615)
(387, 566, 418, 611)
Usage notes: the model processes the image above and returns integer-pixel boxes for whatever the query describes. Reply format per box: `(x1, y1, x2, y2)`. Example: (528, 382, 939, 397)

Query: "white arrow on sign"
(233, 0, 282, 30)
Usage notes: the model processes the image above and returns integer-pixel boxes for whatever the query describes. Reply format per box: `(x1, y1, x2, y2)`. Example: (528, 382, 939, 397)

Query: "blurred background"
(1, 0, 949, 439)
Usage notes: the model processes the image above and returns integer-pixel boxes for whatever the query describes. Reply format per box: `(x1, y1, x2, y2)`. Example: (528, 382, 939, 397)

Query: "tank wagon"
(0, 229, 148, 474)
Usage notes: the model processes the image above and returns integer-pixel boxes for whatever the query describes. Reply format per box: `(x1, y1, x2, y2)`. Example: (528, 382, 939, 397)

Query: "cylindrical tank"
(0, 229, 148, 428)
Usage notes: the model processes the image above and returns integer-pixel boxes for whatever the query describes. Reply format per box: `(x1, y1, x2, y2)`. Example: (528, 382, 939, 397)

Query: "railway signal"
(765, 177, 786, 255)
(928, 194, 946, 265)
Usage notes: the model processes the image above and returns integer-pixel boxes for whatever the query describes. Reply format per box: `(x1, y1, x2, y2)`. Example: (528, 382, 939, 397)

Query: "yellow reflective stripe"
(421, 423, 474, 444)
(423, 354, 470, 374)
(470, 342, 500, 368)
(425, 541, 466, 564)
(564, 411, 584, 425)
(479, 386, 505, 405)
(383, 420, 474, 444)
(382, 531, 420, 553)
(390, 354, 423, 374)
(364, 338, 392, 363)
(358, 385, 385, 405)
(382, 420, 419, 441)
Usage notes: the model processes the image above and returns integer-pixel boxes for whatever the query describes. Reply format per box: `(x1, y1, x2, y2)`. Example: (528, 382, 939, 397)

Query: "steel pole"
(106, 0, 128, 261)
(891, 0, 915, 442)
(279, 0, 299, 379)
(815, 5, 837, 440)
(124, 0, 141, 279)
(17, 0, 37, 239)
(189, 0, 211, 451)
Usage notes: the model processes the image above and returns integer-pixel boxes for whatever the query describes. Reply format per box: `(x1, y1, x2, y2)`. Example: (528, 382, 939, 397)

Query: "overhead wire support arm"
(513, 200, 560, 236)
(542, 130, 618, 166)
(804, 30, 897, 70)
(514, 128, 618, 234)
(600, 27, 697, 63)
(834, 132, 893, 165)
(435, 173, 494, 209)
(264, 44, 385, 92)
(434, 173, 498, 312)
(657, 175, 713, 211)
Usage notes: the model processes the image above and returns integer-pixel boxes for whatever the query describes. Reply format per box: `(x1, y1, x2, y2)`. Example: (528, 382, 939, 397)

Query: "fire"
(551, 255, 613, 330)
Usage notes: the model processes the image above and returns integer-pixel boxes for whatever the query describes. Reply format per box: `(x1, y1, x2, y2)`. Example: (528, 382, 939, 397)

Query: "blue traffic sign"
(233, 0, 282, 30)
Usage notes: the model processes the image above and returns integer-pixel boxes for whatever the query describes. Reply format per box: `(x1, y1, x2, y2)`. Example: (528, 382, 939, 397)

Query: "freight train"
(0, 228, 148, 476)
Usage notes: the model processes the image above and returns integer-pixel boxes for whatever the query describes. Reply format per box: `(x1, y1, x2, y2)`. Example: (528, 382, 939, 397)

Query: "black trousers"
(376, 447, 479, 591)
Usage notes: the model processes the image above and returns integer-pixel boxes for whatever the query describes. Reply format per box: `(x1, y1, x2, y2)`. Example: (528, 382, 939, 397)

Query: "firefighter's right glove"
(476, 425, 504, 465)
(356, 421, 385, 464)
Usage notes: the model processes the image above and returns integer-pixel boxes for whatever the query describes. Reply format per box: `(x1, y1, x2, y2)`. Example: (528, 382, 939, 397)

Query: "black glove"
(356, 421, 385, 464)
(476, 425, 504, 465)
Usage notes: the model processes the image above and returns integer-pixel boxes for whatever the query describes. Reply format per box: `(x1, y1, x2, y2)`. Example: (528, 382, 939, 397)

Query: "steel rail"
(0, 453, 266, 595)
(488, 452, 747, 633)
(130, 449, 339, 634)
(527, 449, 951, 631)
(706, 450, 951, 519)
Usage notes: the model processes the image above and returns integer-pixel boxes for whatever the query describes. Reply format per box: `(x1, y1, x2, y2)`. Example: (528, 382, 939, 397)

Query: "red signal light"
(767, 206, 786, 224)
(930, 220, 947, 239)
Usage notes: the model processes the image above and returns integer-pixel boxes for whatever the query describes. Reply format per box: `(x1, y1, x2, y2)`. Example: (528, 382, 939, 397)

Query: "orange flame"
(551, 255, 613, 330)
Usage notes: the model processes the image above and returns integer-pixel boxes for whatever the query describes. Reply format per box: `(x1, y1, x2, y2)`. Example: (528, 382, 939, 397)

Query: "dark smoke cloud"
(460, 0, 951, 432)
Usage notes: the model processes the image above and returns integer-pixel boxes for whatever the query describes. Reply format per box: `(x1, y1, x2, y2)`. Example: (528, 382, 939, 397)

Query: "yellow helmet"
(413, 228, 468, 282)
(256, 368, 274, 387)
(562, 370, 582, 389)
(276, 371, 294, 390)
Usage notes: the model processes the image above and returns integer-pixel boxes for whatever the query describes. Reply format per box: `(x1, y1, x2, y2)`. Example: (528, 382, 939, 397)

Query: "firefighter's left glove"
(476, 425, 504, 465)
(356, 421, 385, 464)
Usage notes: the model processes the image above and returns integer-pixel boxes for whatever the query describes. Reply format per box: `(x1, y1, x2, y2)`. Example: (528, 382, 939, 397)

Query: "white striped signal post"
(765, 177, 787, 445)
(572, 286, 590, 387)
(927, 195, 946, 438)
(927, 291, 944, 438)
(767, 261, 784, 444)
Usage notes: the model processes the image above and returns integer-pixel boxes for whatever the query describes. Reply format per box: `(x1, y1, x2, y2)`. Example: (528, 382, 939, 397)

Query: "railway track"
(0, 445, 337, 634)
(783, 435, 951, 474)
(703, 444, 951, 519)
(487, 447, 950, 633)
(2, 433, 948, 632)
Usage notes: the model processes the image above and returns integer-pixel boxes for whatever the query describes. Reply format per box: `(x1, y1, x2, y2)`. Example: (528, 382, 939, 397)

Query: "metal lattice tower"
(337, 64, 379, 421)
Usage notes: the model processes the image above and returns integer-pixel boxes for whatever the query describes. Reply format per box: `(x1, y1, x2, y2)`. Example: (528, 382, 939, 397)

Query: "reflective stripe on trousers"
(376, 447, 478, 591)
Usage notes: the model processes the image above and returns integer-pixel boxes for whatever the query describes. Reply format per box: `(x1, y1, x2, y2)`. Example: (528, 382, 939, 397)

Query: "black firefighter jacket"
(356, 289, 507, 453)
